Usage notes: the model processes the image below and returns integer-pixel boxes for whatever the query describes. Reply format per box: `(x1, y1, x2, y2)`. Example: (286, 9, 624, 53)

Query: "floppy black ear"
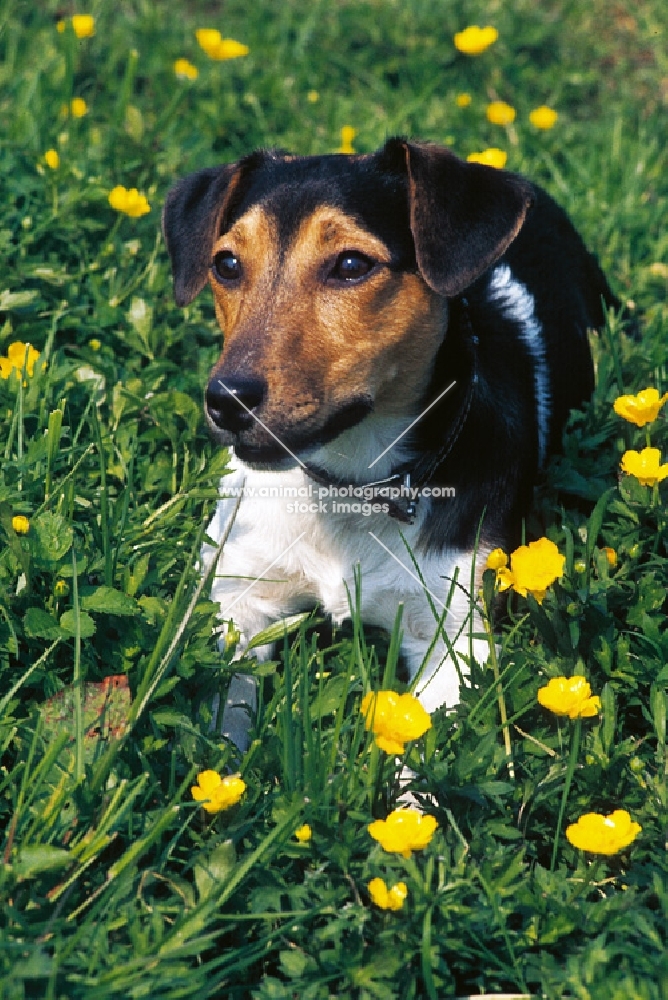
(163, 148, 284, 307)
(162, 163, 242, 306)
(383, 139, 535, 297)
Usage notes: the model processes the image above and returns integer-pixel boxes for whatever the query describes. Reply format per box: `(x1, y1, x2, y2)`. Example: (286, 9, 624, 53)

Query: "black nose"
(206, 376, 266, 433)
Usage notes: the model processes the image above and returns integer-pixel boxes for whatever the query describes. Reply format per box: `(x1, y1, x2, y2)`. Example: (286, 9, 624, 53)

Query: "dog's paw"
(210, 672, 258, 754)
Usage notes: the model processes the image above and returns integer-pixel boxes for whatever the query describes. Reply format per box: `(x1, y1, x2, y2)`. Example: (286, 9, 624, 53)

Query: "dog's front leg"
(386, 549, 491, 715)
(393, 596, 490, 805)
(210, 556, 290, 752)
(202, 484, 279, 753)
(203, 473, 317, 753)
(208, 578, 275, 754)
(400, 626, 490, 713)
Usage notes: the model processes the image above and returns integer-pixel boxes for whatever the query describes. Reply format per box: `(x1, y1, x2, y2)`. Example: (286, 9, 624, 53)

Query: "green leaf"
(539, 913, 577, 945)
(279, 948, 309, 979)
(600, 682, 616, 755)
(151, 709, 191, 727)
(32, 511, 73, 564)
(194, 840, 237, 903)
(312, 674, 349, 718)
(59, 609, 96, 637)
(0, 288, 39, 310)
(476, 780, 515, 798)
(24, 607, 64, 639)
(9, 947, 54, 980)
(247, 612, 313, 649)
(14, 845, 72, 879)
(82, 586, 140, 616)
(138, 595, 167, 624)
(585, 486, 616, 560)
(40, 675, 130, 755)
(125, 552, 150, 597)
(485, 820, 523, 839)
(650, 686, 667, 746)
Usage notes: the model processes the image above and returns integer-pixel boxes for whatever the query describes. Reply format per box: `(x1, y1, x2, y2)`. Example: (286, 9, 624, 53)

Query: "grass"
(1, 0, 667, 997)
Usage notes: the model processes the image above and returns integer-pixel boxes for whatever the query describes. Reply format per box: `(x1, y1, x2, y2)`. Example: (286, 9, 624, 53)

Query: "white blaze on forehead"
(487, 263, 550, 468)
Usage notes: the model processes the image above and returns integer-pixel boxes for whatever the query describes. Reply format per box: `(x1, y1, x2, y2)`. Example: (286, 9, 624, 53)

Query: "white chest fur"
(203, 454, 490, 720)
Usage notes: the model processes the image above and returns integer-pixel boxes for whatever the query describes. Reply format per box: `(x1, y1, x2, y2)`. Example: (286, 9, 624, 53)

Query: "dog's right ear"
(163, 149, 279, 306)
(380, 139, 535, 298)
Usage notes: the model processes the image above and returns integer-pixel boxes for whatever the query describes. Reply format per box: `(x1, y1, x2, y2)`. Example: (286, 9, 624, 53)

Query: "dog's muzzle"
(206, 376, 267, 434)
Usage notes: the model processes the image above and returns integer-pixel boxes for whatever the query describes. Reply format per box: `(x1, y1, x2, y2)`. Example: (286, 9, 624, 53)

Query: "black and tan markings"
(207, 202, 447, 445)
(163, 139, 614, 551)
(163, 140, 533, 464)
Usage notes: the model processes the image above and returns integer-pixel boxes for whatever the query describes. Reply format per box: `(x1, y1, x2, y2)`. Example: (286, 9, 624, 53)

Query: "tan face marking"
(209, 205, 278, 334)
(208, 204, 447, 445)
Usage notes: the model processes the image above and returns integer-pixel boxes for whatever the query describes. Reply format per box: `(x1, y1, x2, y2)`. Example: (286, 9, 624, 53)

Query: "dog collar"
(303, 464, 418, 523)
(304, 297, 479, 524)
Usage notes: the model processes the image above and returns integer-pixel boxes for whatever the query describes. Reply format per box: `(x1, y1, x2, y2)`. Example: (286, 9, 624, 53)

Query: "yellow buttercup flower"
(71, 15, 95, 38)
(456, 92, 472, 108)
(70, 97, 88, 118)
(338, 126, 356, 154)
(485, 547, 508, 571)
(529, 105, 558, 130)
(108, 185, 151, 218)
(368, 808, 438, 859)
(44, 149, 60, 169)
(537, 676, 601, 719)
(294, 823, 312, 843)
(196, 29, 249, 60)
(195, 28, 221, 52)
(489, 538, 564, 602)
(495, 566, 514, 590)
(173, 58, 199, 81)
(0, 341, 42, 381)
(486, 101, 516, 125)
(307, 90, 320, 103)
(58, 15, 95, 37)
(367, 877, 408, 911)
(54, 579, 70, 597)
(603, 546, 617, 568)
(12, 515, 30, 535)
(508, 536, 565, 603)
(453, 25, 498, 55)
(191, 770, 246, 814)
(620, 447, 668, 486)
(486, 548, 514, 589)
(466, 148, 507, 169)
(613, 387, 668, 427)
(212, 38, 249, 59)
(566, 810, 641, 855)
(89, 338, 102, 351)
(361, 690, 431, 755)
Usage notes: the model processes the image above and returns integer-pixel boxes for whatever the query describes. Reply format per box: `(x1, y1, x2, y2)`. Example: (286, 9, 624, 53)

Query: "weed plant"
(1, 1, 667, 997)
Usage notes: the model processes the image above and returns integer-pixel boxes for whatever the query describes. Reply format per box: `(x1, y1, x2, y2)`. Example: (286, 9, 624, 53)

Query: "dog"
(163, 139, 616, 749)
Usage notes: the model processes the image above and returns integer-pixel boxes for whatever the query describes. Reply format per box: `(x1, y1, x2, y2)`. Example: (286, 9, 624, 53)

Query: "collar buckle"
(403, 472, 418, 520)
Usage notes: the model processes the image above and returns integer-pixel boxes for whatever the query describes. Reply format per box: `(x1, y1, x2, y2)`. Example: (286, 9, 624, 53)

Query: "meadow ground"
(1, 1, 667, 997)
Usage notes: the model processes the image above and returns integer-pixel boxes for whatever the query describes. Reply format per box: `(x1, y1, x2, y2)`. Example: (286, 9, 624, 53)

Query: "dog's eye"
(329, 252, 374, 282)
(212, 251, 241, 282)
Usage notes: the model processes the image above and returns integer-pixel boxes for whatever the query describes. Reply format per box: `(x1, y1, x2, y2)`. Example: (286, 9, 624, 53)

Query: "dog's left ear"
(383, 139, 534, 297)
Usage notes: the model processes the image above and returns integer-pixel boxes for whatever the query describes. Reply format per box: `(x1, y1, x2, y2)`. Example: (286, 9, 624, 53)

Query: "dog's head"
(163, 139, 533, 466)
